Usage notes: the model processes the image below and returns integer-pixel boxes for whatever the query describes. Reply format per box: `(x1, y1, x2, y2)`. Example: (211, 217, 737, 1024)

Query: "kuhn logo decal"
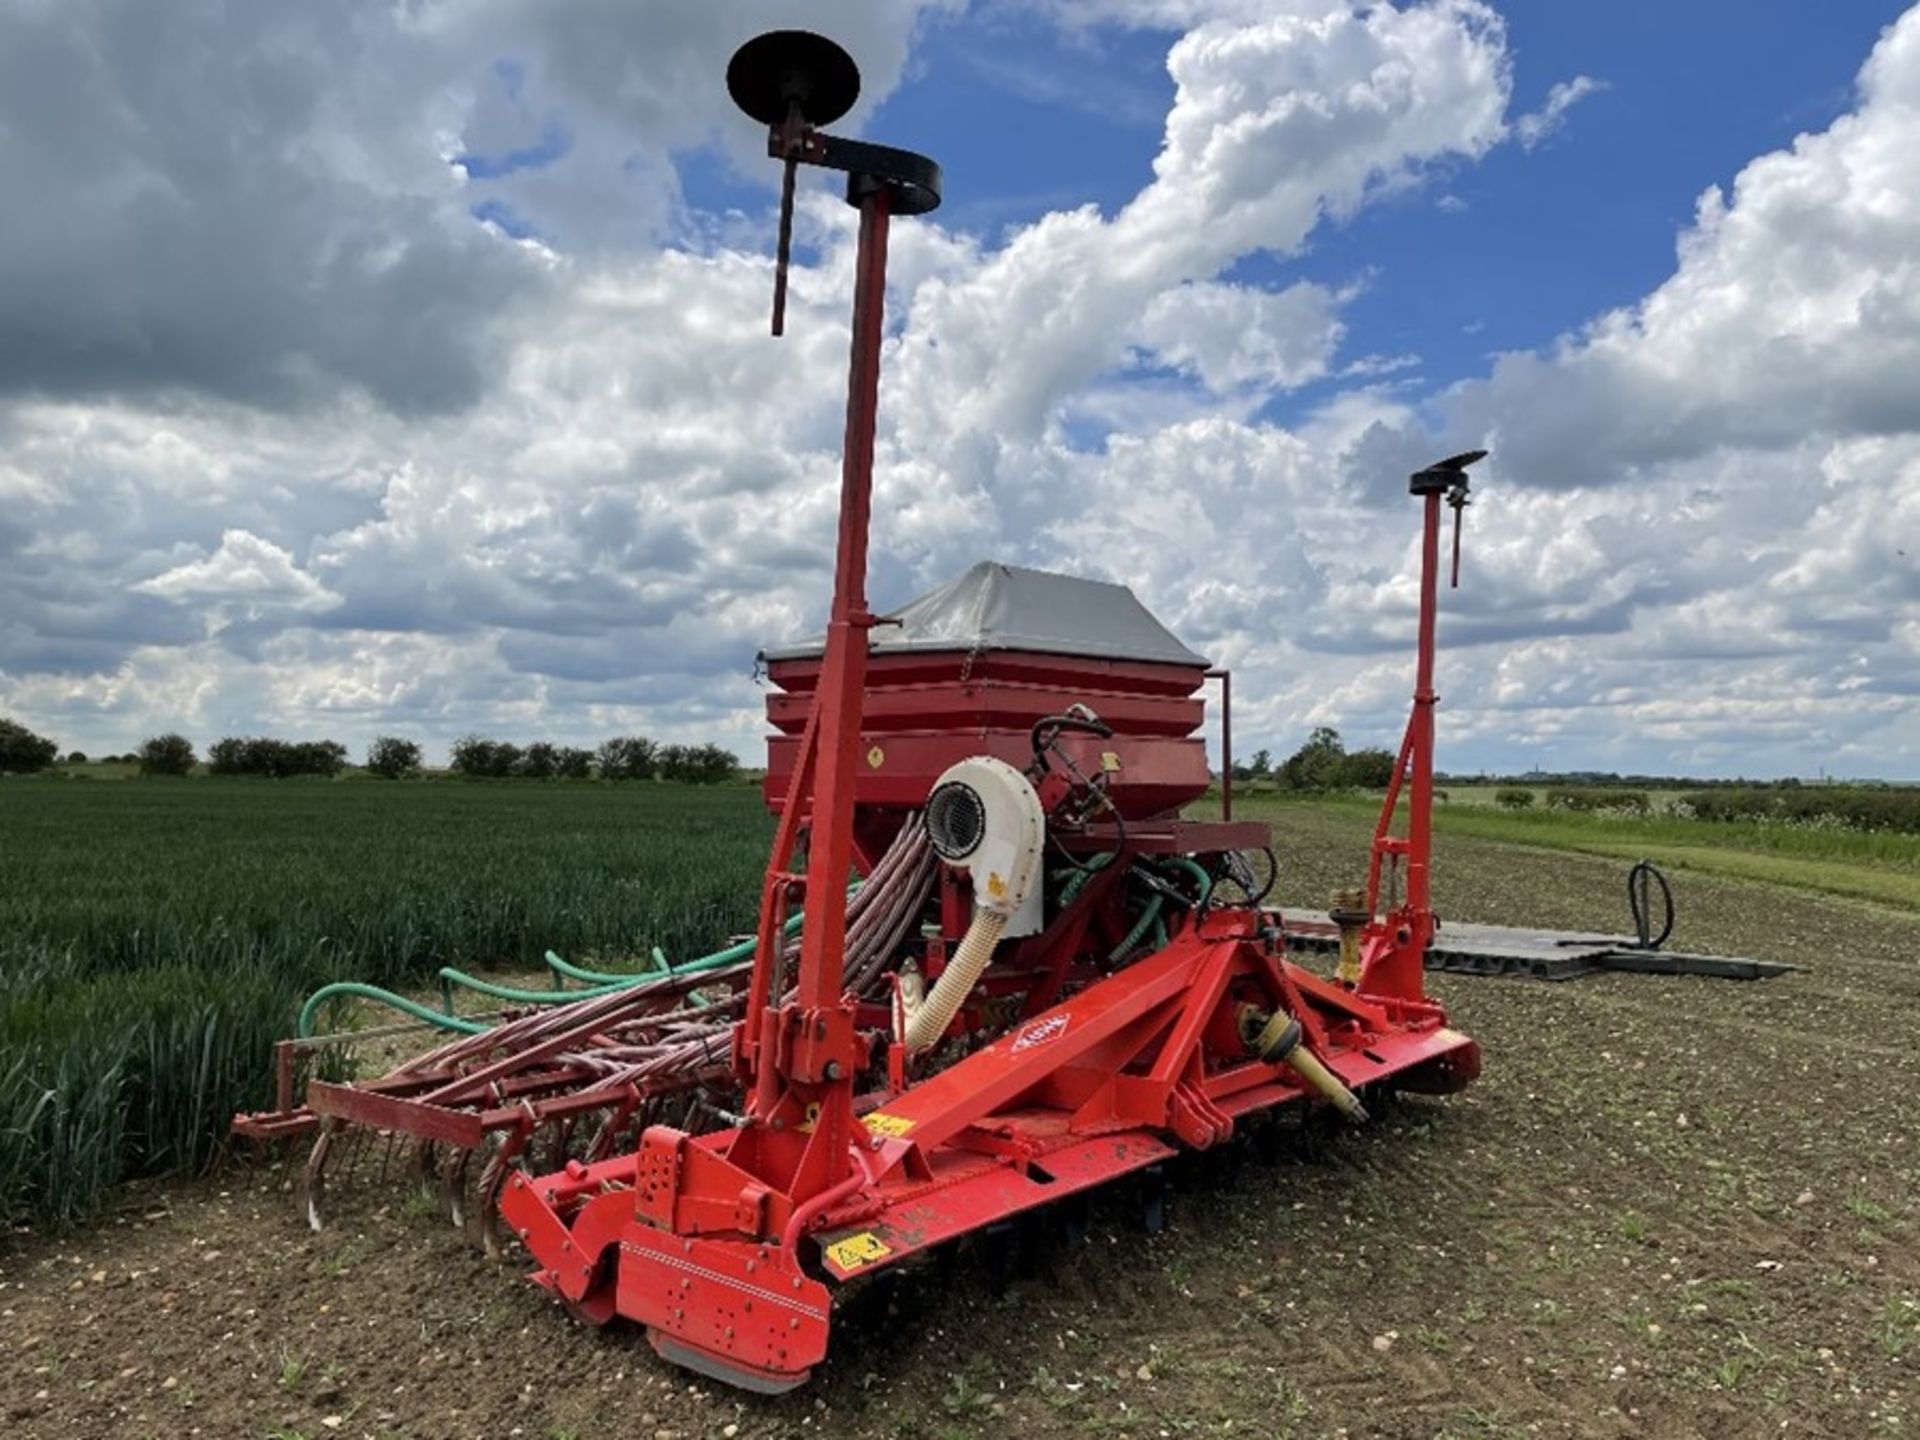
(1012, 1015, 1070, 1052)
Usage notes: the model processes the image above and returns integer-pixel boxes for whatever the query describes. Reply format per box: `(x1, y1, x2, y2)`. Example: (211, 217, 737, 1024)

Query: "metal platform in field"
(1274, 910, 1796, 982)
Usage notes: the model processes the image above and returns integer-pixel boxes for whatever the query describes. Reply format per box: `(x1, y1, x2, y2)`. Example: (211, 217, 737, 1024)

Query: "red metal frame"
(1360, 455, 1480, 1001)
(497, 45, 1483, 1393)
(501, 420, 1486, 1388)
(1206, 667, 1232, 819)
(1360, 487, 1445, 999)
(721, 184, 894, 1229)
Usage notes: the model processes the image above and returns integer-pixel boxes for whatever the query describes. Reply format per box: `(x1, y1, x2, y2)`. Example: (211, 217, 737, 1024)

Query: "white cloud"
(136, 531, 342, 620)
(1513, 74, 1603, 149)
(1135, 280, 1350, 392)
(1, 0, 1917, 780)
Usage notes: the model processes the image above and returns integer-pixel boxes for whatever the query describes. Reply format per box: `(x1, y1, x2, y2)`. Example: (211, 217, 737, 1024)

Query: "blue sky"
(2, 1, 1918, 778)
(844, 1, 1913, 408)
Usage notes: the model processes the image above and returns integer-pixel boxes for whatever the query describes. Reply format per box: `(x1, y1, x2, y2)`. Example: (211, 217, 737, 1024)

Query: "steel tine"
(301, 1117, 339, 1233)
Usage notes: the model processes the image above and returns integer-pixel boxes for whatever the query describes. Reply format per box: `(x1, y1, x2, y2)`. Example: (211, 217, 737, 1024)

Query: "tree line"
(0, 717, 739, 784)
(445, 735, 737, 784)
(1231, 727, 1396, 792)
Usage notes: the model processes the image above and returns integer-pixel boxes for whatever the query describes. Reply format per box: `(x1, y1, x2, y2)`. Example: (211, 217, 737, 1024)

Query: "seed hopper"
(234, 30, 1782, 1394)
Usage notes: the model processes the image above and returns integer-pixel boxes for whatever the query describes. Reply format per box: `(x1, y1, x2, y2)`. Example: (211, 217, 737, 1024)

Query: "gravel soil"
(2, 804, 1915, 1440)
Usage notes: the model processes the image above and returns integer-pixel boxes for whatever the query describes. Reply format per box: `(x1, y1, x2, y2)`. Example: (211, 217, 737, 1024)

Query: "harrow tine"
(1139, 1164, 1167, 1235)
(476, 1147, 509, 1260)
(1292, 1106, 1340, 1163)
(441, 1143, 473, 1231)
(1249, 1114, 1284, 1167)
(301, 1117, 339, 1233)
(340, 1122, 375, 1186)
(1060, 1192, 1090, 1251)
(584, 1090, 639, 1164)
(479, 1117, 536, 1263)
(982, 1220, 1017, 1298)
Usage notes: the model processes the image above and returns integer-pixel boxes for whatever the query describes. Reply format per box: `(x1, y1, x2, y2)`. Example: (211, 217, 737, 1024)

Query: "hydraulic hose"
(1627, 859, 1674, 949)
(1057, 850, 1115, 904)
(298, 983, 490, 1040)
(1108, 893, 1165, 964)
(298, 907, 814, 1040)
(1155, 855, 1214, 905)
(903, 907, 1007, 1053)
(544, 950, 649, 987)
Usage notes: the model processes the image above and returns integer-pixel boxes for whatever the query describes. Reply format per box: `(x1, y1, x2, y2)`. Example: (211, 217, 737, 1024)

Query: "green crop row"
(0, 778, 774, 1227)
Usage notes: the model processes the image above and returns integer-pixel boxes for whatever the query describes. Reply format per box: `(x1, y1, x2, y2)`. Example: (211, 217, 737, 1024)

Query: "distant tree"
(450, 735, 521, 779)
(659, 743, 739, 785)
(66, 750, 87, 765)
(518, 741, 559, 779)
(206, 736, 345, 778)
(0, 717, 59, 774)
(365, 736, 423, 780)
(287, 740, 348, 778)
(207, 737, 251, 775)
(1248, 748, 1272, 779)
(137, 733, 196, 777)
(1494, 786, 1536, 810)
(1337, 746, 1395, 789)
(596, 736, 657, 781)
(1277, 726, 1346, 792)
(453, 736, 489, 777)
(449, 735, 489, 777)
(555, 746, 594, 780)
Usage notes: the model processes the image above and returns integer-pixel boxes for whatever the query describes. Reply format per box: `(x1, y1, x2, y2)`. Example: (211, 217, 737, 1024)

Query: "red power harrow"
(237, 29, 1488, 1395)
(494, 31, 1480, 1392)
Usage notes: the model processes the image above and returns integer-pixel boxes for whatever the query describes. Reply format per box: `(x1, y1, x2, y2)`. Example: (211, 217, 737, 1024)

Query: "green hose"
(297, 897, 818, 1039)
(1155, 855, 1214, 904)
(1058, 850, 1116, 906)
(1108, 892, 1165, 964)
(1097, 856, 1210, 965)
(298, 983, 489, 1040)
(541, 947, 664, 989)
(544, 948, 663, 987)
(439, 968, 631, 1011)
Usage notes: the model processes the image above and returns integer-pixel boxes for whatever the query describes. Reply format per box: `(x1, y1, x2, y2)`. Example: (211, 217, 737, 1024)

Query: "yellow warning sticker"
(862, 1111, 915, 1138)
(798, 1100, 822, 1133)
(866, 745, 885, 769)
(825, 1232, 892, 1271)
(1100, 751, 1122, 773)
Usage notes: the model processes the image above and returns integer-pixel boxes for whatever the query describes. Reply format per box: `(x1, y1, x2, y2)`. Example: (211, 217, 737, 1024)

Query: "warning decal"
(825, 1232, 893, 1271)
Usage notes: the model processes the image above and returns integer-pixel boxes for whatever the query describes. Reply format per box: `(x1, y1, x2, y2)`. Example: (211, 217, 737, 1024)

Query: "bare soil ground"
(3, 805, 1916, 1440)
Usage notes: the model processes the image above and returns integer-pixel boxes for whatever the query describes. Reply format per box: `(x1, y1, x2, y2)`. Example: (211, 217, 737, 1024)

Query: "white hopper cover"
(759, 561, 1210, 667)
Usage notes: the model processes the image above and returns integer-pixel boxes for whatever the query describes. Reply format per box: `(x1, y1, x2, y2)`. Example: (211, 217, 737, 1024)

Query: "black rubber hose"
(1029, 712, 1113, 770)
(1627, 859, 1675, 949)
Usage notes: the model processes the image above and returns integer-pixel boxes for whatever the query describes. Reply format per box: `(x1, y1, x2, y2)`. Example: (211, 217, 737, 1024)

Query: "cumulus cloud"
(1512, 74, 1603, 149)
(0, 0, 953, 412)
(887, 0, 1511, 450)
(1457, 14, 1920, 484)
(135, 530, 342, 622)
(1133, 280, 1351, 393)
(0, 1, 535, 414)
(0, 0, 1916, 779)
